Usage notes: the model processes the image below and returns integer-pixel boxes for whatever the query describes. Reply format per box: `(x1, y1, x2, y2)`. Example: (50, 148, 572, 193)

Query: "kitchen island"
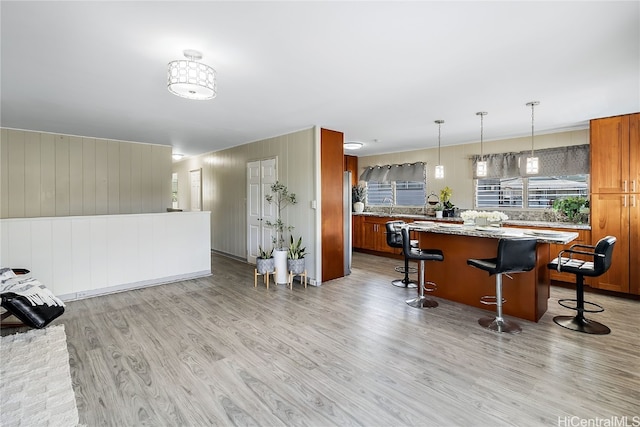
(407, 223, 578, 322)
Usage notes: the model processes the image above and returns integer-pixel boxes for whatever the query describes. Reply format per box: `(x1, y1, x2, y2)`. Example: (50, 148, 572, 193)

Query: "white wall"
(358, 129, 589, 210)
(0, 212, 211, 300)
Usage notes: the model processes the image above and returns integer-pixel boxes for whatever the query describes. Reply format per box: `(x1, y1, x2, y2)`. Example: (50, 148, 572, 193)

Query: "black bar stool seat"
(400, 227, 444, 308)
(467, 237, 537, 333)
(547, 236, 616, 335)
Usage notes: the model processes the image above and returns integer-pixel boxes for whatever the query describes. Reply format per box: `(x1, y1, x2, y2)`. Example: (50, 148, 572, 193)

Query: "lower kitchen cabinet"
(354, 215, 402, 255)
(352, 214, 364, 249)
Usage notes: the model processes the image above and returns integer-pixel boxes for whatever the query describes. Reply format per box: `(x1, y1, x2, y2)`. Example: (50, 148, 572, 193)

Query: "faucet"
(382, 197, 394, 215)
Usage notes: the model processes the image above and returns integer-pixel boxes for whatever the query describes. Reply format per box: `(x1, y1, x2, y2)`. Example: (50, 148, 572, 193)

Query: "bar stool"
(547, 236, 616, 335)
(467, 238, 537, 333)
(385, 221, 417, 288)
(400, 227, 444, 308)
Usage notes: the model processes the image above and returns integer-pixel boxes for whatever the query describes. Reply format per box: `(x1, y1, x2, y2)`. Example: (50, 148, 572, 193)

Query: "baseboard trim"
(58, 270, 212, 301)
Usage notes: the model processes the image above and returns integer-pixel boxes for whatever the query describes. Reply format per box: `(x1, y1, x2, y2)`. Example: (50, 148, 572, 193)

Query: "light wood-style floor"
(12, 252, 640, 426)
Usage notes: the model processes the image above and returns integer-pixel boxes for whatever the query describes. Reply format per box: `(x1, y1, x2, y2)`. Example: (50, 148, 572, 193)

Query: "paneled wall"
(358, 129, 589, 210)
(172, 127, 317, 280)
(0, 128, 172, 218)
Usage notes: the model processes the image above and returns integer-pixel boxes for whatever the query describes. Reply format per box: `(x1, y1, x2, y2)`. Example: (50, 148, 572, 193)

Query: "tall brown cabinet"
(589, 113, 640, 294)
(321, 128, 345, 282)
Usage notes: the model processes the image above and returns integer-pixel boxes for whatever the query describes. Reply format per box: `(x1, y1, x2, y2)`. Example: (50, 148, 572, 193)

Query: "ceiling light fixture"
(434, 120, 445, 179)
(167, 49, 217, 100)
(525, 101, 540, 174)
(476, 112, 488, 177)
(172, 153, 184, 161)
(344, 142, 364, 150)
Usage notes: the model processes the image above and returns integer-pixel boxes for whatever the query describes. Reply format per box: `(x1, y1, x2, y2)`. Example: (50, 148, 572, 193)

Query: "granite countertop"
(354, 212, 590, 230)
(408, 222, 579, 245)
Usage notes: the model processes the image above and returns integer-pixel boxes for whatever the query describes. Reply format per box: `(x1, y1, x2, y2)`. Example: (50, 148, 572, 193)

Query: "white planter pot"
(435, 211, 443, 219)
(353, 202, 364, 213)
(274, 249, 288, 284)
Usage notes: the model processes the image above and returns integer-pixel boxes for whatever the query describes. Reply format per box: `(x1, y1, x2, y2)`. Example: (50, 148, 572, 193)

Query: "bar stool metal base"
(406, 281, 438, 308)
(553, 315, 610, 335)
(392, 278, 418, 288)
(478, 316, 522, 334)
(405, 296, 438, 308)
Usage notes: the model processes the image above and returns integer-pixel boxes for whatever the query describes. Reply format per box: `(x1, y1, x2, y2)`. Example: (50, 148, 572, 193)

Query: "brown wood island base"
(411, 226, 577, 322)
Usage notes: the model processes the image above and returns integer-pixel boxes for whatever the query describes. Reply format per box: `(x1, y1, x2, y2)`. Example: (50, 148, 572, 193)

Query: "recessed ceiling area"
(1, 1, 638, 158)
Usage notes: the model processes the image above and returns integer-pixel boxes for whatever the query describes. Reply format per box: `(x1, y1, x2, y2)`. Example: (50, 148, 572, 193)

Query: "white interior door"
(247, 158, 277, 263)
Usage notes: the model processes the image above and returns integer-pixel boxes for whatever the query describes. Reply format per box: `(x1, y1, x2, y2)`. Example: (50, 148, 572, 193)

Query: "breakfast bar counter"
(408, 223, 578, 322)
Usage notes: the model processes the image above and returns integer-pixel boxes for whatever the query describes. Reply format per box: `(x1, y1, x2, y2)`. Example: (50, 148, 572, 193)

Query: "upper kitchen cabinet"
(590, 113, 639, 193)
(590, 112, 640, 295)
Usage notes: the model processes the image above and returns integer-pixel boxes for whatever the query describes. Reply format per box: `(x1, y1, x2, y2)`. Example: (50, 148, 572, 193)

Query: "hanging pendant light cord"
(435, 119, 444, 164)
(480, 114, 484, 159)
(527, 101, 539, 156)
(476, 112, 487, 160)
(438, 123, 441, 164)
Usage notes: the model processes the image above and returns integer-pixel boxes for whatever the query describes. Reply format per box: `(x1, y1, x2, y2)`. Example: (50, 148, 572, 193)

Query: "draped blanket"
(0, 268, 65, 307)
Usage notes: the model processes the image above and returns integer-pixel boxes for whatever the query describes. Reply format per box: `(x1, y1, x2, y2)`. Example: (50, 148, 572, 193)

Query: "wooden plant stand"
(254, 268, 276, 289)
(288, 270, 307, 290)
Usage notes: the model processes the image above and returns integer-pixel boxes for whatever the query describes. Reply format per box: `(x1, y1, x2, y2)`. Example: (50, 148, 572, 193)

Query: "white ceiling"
(2, 1, 639, 158)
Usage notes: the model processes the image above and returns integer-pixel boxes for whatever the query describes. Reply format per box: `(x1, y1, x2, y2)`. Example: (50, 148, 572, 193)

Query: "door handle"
(623, 180, 628, 192)
(623, 195, 627, 207)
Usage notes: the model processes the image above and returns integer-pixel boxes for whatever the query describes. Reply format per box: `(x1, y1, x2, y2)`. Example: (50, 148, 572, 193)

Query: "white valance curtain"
(360, 162, 426, 182)
(470, 144, 590, 179)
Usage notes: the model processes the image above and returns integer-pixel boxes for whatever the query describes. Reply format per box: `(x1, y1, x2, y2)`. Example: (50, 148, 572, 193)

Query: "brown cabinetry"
(363, 216, 395, 254)
(352, 214, 364, 249)
(589, 113, 640, 294)
(344, 155, 358, 188)
(354, 215, 402, 255)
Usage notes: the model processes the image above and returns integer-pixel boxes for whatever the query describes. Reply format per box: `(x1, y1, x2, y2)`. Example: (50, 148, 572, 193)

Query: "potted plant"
(265, 181, 297, 249)
(552, 196, 589, 223)
(265, 181, 297, 284)
(440, 186, 455, 217)
(287, 235, 307, 274)
(434, 203, 444, 219)
(352, 185, 366, 213)
(256, 245, 275, 275)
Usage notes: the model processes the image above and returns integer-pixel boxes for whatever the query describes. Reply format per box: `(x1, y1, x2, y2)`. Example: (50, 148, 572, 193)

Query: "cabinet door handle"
(632, 195, 636, 208)
(623, 195, 627, 207)
(633, 180, 637, 193)
(623, 180, 628, 192)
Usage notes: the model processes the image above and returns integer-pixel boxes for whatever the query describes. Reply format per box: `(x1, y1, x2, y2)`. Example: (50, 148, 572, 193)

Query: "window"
(366, 181, 426, 207)
(527, 175, 588, 208)
(472, 145, 590, 210)
(476, 175, 588, 209)
(476, 178, 523, 208)
(366, 182, 393, 206)
(360, 162, 427, 207)
(396, 181, 427, 206)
